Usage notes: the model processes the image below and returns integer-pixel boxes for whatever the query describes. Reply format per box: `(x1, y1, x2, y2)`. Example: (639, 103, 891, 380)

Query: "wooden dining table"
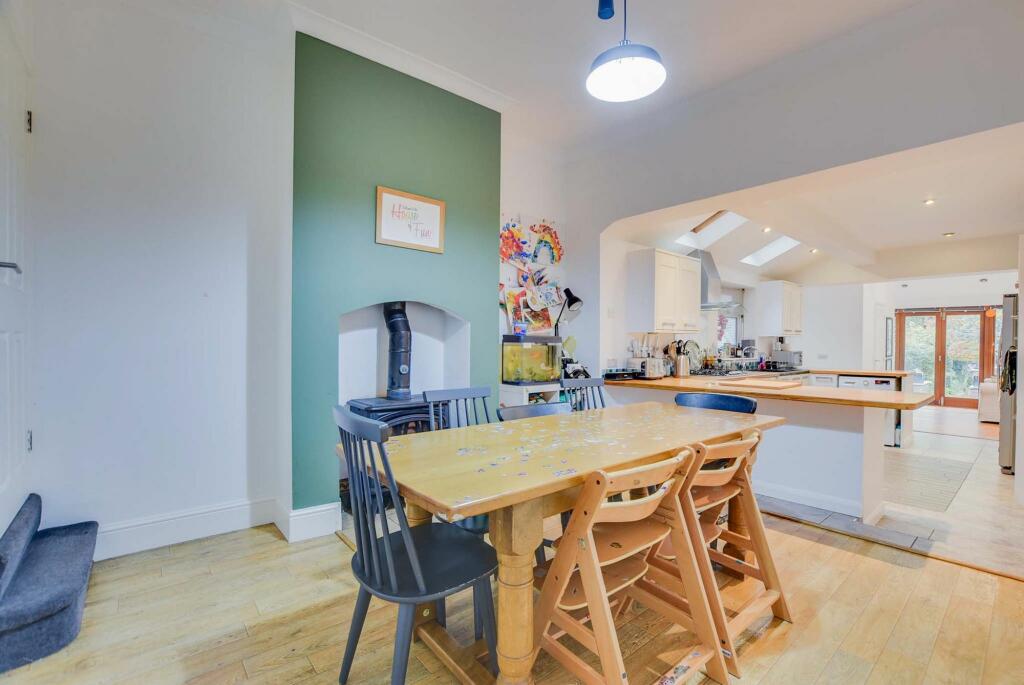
(370, 401, 785, 684)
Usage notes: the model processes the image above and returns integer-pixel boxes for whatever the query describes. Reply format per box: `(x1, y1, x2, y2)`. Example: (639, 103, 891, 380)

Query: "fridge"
(998, 293, 1017, 475)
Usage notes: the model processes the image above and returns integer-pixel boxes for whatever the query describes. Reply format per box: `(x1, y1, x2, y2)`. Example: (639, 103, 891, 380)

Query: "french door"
(896, 307, 998, 408)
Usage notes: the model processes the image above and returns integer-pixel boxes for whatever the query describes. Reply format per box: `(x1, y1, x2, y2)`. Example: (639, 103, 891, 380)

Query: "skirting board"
(285, 502, 342, 543)
(753, 481, 862, 519)
(95, 497, 278, 561)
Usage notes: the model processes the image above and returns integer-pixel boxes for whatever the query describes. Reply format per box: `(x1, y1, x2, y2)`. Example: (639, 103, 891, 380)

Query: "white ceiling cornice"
(286, 1, 515, 114)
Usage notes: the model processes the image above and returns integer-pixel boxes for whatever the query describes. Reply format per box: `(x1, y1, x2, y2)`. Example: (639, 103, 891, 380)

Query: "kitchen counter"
(807, 369, 910, 378)
(606, 376, 932, 410)
(605, 374, 933, 525)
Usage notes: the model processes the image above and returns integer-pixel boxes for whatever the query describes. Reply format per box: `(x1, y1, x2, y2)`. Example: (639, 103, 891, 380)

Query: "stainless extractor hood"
(690, 249, 742, 313)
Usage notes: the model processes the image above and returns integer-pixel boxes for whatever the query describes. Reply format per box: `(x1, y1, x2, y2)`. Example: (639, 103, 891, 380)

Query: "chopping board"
(717, 378, 803, 390)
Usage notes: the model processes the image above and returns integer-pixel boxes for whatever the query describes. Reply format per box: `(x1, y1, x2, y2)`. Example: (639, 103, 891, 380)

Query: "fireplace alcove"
(338, 300, 471, 407)
(337, 301, 471, 509)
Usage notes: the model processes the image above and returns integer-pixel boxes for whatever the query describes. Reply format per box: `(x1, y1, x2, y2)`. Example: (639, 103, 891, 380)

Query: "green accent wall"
(292, 34, 500, 509)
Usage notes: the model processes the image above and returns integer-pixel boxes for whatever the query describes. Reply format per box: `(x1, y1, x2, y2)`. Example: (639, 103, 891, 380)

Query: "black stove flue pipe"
(383, 301, 412, 400)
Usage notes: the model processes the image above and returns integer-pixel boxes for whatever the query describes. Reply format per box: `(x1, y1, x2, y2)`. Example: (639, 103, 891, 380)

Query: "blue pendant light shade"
(598, 0, 615, 20)
(587, 0, 665, 102)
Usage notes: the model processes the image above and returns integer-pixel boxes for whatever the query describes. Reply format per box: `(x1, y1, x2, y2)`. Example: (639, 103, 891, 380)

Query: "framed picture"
(376, 186, 445, 254)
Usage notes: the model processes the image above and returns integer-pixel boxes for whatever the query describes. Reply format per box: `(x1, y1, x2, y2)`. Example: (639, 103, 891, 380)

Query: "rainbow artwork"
(529, 222, 564, 265)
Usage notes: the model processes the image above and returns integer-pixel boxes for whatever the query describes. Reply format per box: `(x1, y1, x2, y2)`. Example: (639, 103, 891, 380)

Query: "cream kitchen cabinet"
(753, 280, 803, 337)
(626, 249, 701, 334)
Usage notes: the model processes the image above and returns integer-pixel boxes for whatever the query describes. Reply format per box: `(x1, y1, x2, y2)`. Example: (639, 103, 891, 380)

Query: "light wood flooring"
(913, 405, 999, 441)
(877, 428, 1024, 580)
(2, 518, 1023, 684)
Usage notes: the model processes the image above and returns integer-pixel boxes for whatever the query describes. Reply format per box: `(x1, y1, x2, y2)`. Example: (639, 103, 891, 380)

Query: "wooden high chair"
(644, 430, 791, 677)
(531, 453, 730, 685)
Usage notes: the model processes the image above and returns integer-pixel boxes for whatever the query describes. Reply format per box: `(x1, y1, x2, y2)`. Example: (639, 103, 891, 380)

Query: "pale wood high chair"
(531, 453, 730, 685)
(646, 430, 791, 678)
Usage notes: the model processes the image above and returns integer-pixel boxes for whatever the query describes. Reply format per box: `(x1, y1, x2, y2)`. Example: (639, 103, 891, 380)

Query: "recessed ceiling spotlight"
(943, 232, 956, 237)
(923, 198, 936, 206)
(809, 248, 819, 254)
(762, 226, 772, 233)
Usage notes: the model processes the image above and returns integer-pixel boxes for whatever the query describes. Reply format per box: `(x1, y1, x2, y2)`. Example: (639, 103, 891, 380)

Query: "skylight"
(740, 236, 801, 267)
(674, 211, 747, 250)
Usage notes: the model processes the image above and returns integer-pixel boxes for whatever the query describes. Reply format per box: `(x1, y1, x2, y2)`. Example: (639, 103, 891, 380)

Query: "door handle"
(0, 262, 21, 274)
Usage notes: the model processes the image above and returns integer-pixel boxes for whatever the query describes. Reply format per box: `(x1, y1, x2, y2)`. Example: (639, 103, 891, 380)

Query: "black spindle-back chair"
(561, 376, 606, 411)
(496, 401, 573, 422)
(421, 386, 495, 637)
(423, 387, 493, 538)
(424, 385, 492, 430)
(333, 405, 498, 684)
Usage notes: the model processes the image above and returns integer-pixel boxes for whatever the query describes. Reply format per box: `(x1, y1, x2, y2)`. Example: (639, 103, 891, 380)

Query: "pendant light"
(586, 0, 666, 103)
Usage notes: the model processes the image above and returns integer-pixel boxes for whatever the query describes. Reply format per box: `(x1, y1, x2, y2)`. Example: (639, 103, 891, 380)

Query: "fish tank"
(502, 335, 562, 385)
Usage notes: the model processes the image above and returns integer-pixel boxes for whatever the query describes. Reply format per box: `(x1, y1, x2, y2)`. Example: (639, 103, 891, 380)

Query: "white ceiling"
(296, 0, 921, 145)
(606, 122, 1024, 281)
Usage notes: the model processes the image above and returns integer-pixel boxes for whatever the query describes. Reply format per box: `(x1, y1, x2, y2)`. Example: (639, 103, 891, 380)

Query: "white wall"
(880, 271, 1017, 310)
(27, 0, 296, 558)
(0, 0, 33, 530)
(560, 0, 1024, 373)
(15, 0, 566, 555)
(794, 285, 865, 369)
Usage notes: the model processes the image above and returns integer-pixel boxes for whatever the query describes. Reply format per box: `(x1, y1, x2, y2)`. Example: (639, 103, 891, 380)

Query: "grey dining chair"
(561, 377, 606, 410)
(333, 405, 498, 684)
(422, 386, 494, 639)
(424, 385, 493, 430)
(495, 401, 574, 566)
(423, 387, 493, 540)
(496, 401, 573, 422)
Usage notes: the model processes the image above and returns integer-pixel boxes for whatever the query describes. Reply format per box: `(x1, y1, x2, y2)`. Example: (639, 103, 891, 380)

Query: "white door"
(0, 6, 31, 525)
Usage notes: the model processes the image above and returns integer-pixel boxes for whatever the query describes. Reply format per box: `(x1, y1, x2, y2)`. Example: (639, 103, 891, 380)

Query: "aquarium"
(502, 335, 562, 385)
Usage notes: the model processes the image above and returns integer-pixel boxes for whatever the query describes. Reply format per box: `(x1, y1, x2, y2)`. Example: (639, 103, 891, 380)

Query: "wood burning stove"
(343, 301, 432, 513)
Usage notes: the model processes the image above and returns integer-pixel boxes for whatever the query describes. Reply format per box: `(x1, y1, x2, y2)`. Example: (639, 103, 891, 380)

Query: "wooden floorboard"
(876, 419, 1024, 579)
(0, 518, 1019, 685)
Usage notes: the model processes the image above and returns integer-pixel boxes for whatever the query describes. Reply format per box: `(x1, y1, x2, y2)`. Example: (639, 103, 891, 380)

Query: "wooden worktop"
(606, 376, 932, 410)
(373, 402, 784, 520)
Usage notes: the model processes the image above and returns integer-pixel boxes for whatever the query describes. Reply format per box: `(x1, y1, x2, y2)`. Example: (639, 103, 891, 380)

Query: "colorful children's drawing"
(535, 284, 562, 309)
(500, 220, 532, 268)
(529, 222, 564, 265)
(499, 214, 566, 333)
(506, 287, 554, 333)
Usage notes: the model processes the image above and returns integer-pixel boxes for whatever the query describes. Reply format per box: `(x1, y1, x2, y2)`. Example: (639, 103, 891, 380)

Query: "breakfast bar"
(606, 376, 933, 524)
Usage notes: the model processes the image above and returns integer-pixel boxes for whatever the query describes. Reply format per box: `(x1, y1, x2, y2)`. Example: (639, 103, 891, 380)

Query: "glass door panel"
(903, 315, 938, 398)
(944, 312, 982, 406)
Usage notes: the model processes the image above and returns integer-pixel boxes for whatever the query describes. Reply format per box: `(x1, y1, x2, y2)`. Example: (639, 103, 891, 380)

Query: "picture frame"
(375, 186, 445, 254)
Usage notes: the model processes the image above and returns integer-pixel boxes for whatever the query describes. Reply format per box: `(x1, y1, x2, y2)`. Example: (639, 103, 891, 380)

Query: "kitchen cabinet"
(626, 249, 701, 334)
(752, 280, 803, 337)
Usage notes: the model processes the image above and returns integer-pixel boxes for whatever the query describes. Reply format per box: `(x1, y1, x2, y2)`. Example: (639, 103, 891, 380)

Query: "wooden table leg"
(723, 495, 752, 579)
(489, 499, 543, 685)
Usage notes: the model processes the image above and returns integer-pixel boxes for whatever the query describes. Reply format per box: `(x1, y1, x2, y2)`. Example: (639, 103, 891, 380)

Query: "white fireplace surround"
(338, 301, 471, 406)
